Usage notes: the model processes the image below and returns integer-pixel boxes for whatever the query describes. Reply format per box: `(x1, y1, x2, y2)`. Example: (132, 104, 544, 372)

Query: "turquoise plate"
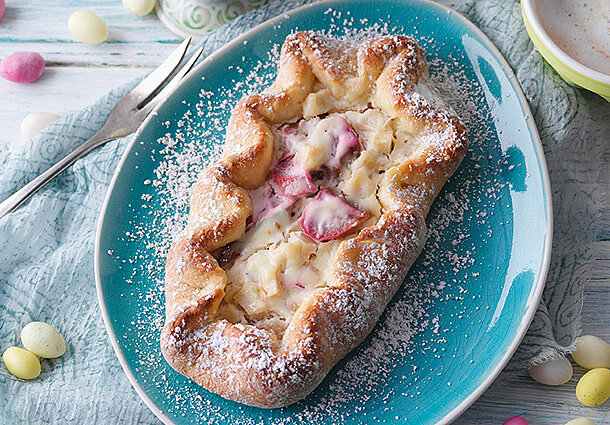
(95, 1, 552, 424)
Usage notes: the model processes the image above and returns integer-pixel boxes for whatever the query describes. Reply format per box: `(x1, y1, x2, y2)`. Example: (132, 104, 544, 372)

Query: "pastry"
(160, 31, 468, 408)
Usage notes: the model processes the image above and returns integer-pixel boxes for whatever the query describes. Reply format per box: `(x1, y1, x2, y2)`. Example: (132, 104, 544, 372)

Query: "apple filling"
(216, 108, 402, 336)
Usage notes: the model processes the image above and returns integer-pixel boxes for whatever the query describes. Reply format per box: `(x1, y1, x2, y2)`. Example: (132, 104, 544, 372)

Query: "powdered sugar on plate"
(105, 9, 516, 424)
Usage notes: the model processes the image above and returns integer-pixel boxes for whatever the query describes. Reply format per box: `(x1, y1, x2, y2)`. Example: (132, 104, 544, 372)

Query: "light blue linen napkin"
(1, 0, 608, 423)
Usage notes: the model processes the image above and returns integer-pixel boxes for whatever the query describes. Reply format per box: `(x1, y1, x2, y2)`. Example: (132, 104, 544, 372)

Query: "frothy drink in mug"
(536, 0, 610, 75)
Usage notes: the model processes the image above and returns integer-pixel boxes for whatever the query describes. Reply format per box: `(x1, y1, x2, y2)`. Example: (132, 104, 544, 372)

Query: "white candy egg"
(21, 321, 66, 359)
(20, 112, 61, 139)
(572, 335, 610, 370)
(528, 355, 573, 385)
(68, 10, 108, 44)
(565, 418, 596, 425)
(122, 0, 155, 16)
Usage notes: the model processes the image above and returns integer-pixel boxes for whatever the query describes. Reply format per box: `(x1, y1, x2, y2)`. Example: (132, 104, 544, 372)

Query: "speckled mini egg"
(68, 10, 108, 44)
(21, 321, 66, 359)
(122, 0, 155, 16)
(572, 335, 610, 370)
(565, 418, 596, 425)
(503, 416, 528, 425)
(0, 52, 45, 83)
(528, 355, 573, 386)
(21, 112, 61, 139)
(2, 346, 41, 380)
(575, 368, 610, 406)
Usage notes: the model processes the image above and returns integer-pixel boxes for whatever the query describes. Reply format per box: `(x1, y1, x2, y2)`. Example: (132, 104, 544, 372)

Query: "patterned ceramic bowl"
(157, 0, 272, 38)
(521, 0, 610, 102)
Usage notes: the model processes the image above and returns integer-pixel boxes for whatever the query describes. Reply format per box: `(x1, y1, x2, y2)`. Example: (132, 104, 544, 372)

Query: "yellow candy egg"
(572, 335, 610, 370)
(21, 321, 66, 359)
(2, 346, 41, 380)
(565, 418, 596, 425)
(575, 368, 610, 406)
(68, 10, 108, 44)
(122, 0, 155, 16)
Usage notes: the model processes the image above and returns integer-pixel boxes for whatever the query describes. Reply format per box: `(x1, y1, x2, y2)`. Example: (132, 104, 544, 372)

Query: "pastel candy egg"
(572, 335, 610, 370)
(503, 416, 528, 425)
(122, 0, 155, 16)
(528, 355, 573, 385)
(565, 418, 596, 425)
(575, 367, 610, 406)
(21, 321, 66, 359)
(0, 52, 45, 83)
(21, 112, 61, 139)
(0, 0, 5, 22)
(68, 10, 108, 44)
(2, 347, 41, 380)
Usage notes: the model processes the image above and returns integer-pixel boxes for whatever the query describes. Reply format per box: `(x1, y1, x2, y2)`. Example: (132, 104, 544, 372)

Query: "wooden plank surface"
(0, 1, 179, 64)
(1, 66, 150, 148)
(0, 0, 176, 146)
(1, 1, 608, 424)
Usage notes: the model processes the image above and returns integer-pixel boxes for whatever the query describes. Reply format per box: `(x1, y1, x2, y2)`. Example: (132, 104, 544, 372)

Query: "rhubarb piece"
(295, 116, 359, 171)
(271, 157, 316, 197)
(249, 182, 295, 226)
(326, 118, 359, 168)
(283, 281, 306, 290)
(282, 125, 298, 136)
(300, 189, 366, 242)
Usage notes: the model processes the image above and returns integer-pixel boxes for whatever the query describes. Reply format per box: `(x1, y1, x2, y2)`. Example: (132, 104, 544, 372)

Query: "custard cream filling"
(216, 106, 417, 337)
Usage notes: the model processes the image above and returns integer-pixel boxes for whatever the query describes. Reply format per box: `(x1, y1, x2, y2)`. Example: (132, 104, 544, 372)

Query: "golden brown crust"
(160, 31, 468, 408)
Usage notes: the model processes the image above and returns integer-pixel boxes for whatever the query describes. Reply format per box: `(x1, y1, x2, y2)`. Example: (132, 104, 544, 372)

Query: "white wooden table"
(1, 1, 608, 424)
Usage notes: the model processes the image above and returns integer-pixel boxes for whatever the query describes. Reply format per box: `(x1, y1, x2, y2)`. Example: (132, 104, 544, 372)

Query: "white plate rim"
(94, 1, 553, 424)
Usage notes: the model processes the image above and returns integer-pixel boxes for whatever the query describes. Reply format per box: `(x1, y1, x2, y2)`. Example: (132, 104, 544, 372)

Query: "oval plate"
(95, 1, 552, 424)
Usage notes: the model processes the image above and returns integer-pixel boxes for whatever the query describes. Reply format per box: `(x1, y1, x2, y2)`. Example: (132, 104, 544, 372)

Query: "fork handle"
(0, 133, 114, 219)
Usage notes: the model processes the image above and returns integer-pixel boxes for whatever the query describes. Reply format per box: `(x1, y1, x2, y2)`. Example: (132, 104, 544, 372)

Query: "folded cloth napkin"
(1, 0, 608, 423)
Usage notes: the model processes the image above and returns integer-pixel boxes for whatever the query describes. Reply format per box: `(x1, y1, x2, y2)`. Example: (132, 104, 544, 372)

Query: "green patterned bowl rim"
(156, 0, 271, 39)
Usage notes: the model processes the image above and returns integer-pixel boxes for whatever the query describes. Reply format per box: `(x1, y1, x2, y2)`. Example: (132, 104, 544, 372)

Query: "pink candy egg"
(503, 417, 529, 425)
(0, 52, 45, 83)
(0, 0, 5, 22)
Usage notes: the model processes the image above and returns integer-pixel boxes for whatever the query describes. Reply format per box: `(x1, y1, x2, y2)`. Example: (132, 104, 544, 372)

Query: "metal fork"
(0, 38, 203, 219)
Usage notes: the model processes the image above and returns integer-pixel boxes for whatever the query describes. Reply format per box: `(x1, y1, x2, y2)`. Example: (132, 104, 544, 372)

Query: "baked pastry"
(160, 31, 468, 408)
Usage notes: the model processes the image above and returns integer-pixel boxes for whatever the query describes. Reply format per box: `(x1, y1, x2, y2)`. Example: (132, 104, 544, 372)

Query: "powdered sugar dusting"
(105, 9, 514, 424)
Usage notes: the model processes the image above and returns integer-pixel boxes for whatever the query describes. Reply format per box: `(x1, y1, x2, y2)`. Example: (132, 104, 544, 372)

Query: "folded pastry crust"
(160, 31, 468, 408)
